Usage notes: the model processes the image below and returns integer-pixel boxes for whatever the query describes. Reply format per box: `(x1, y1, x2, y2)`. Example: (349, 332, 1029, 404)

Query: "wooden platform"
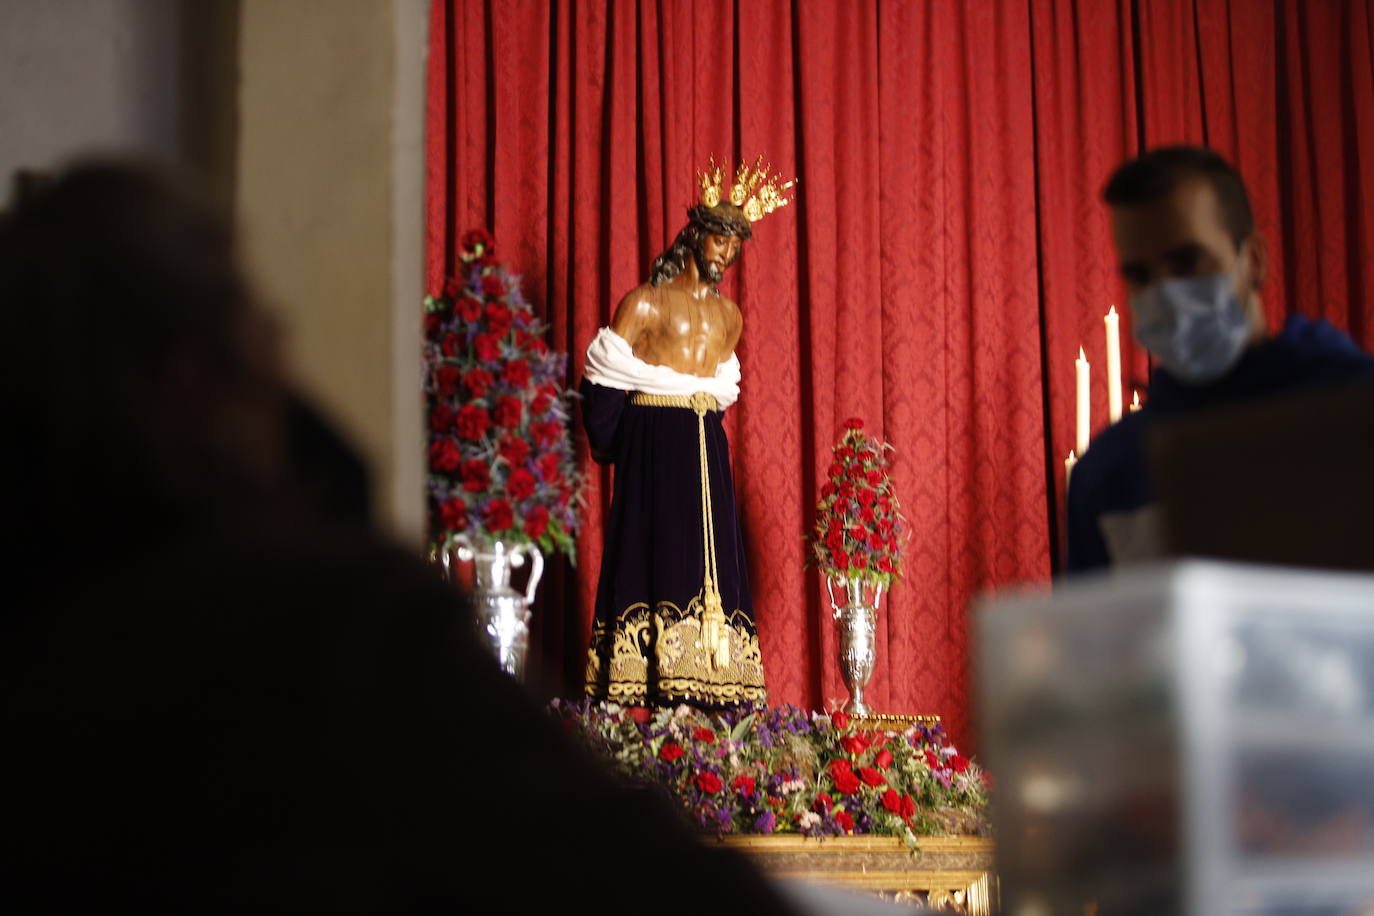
(717, 834, 996, 914)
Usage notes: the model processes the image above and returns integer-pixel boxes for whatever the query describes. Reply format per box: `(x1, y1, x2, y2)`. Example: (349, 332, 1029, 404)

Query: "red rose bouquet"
(809, 418, 907, 587)
(424, 229, 582, 558)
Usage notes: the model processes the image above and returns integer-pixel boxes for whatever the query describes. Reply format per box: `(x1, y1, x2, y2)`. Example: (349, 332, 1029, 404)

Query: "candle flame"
(1078, 346, 1086, 361)
(1068, 450, 1076, 460)
(1132, 390, 1140, 406)
(1107, 304, 1117, 318)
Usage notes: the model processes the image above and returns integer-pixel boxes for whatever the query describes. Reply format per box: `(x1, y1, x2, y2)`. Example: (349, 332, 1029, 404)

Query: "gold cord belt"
(628, 390, 730, 668)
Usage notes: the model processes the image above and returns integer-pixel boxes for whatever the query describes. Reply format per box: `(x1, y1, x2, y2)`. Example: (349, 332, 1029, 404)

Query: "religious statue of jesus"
(581, 157, 794, 709)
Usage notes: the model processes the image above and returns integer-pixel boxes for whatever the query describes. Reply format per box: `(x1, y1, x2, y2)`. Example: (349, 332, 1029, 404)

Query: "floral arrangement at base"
(424, 229, 582, 558)
(810, 418, 907, 588)
(552, 700, 989, 846)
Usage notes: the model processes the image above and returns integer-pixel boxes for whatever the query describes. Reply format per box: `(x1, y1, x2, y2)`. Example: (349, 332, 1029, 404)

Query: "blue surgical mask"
(1129, 273, 1251, 384)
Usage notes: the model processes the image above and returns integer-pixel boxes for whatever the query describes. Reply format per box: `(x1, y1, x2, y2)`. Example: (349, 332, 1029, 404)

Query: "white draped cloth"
(582, 327, 740, 409)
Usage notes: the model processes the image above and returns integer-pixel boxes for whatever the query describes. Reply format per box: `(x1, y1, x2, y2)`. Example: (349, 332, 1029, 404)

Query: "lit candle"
(1105, 306, 1122, 423)
(1075, 347, 1090, 456)
(1065, 450, 1077, 485)
(1129, 390, 1141, 413)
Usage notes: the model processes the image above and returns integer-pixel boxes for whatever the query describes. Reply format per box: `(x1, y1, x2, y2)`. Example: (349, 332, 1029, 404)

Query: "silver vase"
(827, 576, 884, 715)
(440, 535, 544, 681)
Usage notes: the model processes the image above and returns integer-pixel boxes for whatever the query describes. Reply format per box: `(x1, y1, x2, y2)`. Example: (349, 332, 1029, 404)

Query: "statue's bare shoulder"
(610, 284, 662, 349)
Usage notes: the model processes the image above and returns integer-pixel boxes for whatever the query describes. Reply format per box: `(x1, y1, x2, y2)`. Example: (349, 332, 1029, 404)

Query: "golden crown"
(696, 155, 797, 223)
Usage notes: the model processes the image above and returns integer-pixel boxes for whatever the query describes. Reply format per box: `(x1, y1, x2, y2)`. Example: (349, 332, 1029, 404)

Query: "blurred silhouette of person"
(0, 161, 801, 914)
(1066, 146, 1374, 573)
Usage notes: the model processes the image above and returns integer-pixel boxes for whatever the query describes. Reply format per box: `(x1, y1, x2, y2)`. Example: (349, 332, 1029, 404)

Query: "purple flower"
(753, 811, 776, 834)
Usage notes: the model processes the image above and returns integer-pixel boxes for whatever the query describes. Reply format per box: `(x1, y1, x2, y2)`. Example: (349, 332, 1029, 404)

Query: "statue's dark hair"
(1103, 145, 1255, 248)
(647, 203, 753, 286)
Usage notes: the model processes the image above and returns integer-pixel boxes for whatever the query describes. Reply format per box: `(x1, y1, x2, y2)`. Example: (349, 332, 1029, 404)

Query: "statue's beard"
(693, 244, 726, 285)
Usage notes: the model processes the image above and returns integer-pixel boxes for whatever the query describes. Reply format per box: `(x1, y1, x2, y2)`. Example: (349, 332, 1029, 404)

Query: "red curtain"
(425, 0, 1374, 750)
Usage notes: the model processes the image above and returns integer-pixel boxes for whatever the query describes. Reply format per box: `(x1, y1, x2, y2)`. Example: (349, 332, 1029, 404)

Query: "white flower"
(797, 811, 821, 830)
(780, 779, 805, 795)
(674, 705, 693, 719)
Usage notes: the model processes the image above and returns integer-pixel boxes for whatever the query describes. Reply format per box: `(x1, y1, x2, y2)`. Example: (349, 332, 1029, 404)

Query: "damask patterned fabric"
(580, 379, 766, 708)
(426, 0, 1374, 750)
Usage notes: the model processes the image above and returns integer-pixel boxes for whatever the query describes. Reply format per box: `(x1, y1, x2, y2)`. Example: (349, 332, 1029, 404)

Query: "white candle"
(1065, 450, 1077, 485)
(1075, 347, 1090, 456)
(1105, 306, 1122, 423)
(1130, 390, 1141, 413)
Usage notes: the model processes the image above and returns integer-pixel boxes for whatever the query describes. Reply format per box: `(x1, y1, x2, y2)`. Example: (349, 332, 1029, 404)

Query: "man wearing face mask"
(1065, 146, 1374, 573)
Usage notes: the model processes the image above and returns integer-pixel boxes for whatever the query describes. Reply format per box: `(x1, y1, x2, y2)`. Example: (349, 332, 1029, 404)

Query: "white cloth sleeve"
(582, 327, 740, 409)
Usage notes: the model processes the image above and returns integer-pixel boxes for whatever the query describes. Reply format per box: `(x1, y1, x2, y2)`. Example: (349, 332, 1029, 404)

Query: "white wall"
(0, 0, 183, 181)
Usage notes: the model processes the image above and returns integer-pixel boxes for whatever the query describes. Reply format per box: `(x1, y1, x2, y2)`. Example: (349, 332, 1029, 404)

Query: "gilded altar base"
(718, 834, 996, 914)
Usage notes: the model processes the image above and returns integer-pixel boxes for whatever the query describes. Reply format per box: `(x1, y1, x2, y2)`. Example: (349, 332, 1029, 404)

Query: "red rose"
(429, 404, 455, 433)
(923, 750, 940, 769)
(820, 481, 835, 498)
(866, 528, 882, 547)
(857, 488, 877, 508)
(827, 462, 843, 480)
(480, 273, 507, 299)
(460, 228, 494, 254)
(457, 295, 483, 323)
(849, 525, 866, 542)
(828, 757, 853, 776)
(838, 446, 855, 461)
(695, 772, 723, 795)
(900, 794, 916, 818)
(506, 467, 536, 501)
(867, 470, 884, 486)
(428, 439, 462, 473)
(881, 788, 902, 814)
(693, 727, 716, 743)
(875, 748, 894, 770)
(443, 277, 463, 298)
(858, 766, 885, 788)
(523, 505, 550, 538)
(813, 792, 833, 811)
(474, 333, 503, 362)
(492, 395, 522, 429)
(626, 707, 651, 724)
(840, 735, 867, 757)
(440, 332, 463, 357)
(438, 498, 468, 532)
(732, 775, 756, 794)
(435, 366, 461, 397)
(832, 712, 850, 731)
(531, 421, 561, 447)
(460, 459, 490, 493)
(502, 359, 531, 388)
(833, 768, 861, 795)
(659, 742, 685, 762)
(835, 810, 855, 833)
(463, 368, 495, 399)
(455, 404, 492, 441)
(878, 557, 894, 573)
(833, 550, 850, 570)
(485, 302, 514, 335)
(844, 417, 864, 430)
(535, 452, 562, 483)
(531, 390, 554, 416)
(825, 531, 843, 552)
(853, 554, 868, 570)
(483, 499, 513, 532)
(949, 753, 969, 774)
(498, 434, 530, 466)
(848, 462, 867, 479)
(834, 499, 852, 516)
(423, 314, 443, 340)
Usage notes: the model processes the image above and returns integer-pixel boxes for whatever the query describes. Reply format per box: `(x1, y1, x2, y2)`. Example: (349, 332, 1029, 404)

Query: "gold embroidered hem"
(584, 598, 767, 708)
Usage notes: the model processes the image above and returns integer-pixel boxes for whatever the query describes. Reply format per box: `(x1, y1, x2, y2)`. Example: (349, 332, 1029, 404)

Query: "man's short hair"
(1102, 145, 1255, 248)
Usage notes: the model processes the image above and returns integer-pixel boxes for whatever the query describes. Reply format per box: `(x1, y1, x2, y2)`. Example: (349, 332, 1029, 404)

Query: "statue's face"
(694, 232, 742, 284)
